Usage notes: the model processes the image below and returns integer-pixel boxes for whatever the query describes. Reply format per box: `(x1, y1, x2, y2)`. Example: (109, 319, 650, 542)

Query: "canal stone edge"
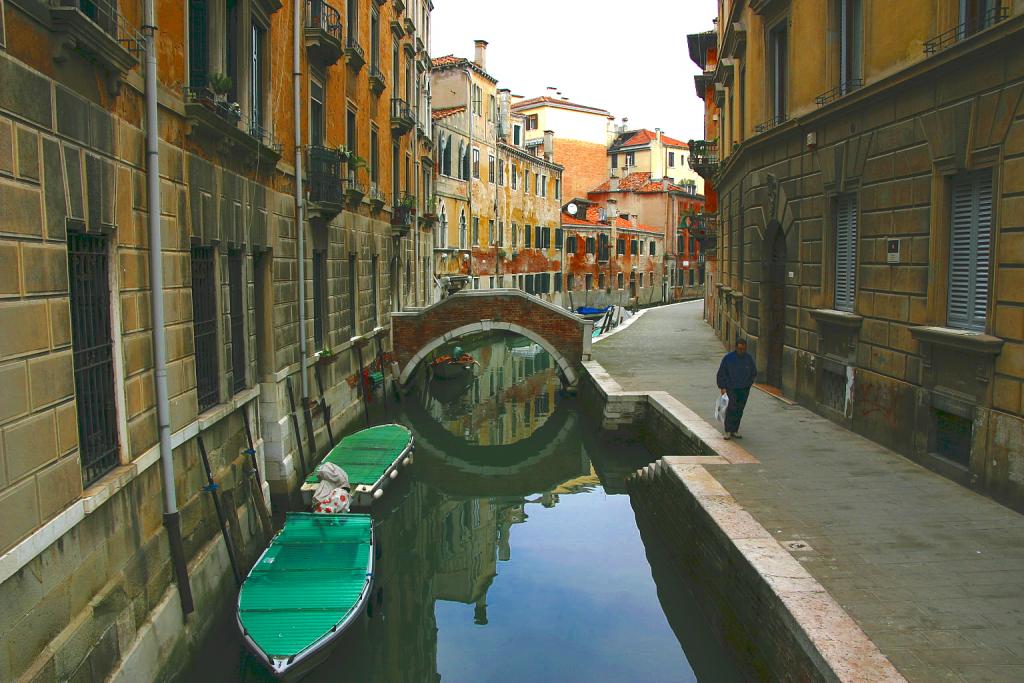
(580, 360, 907, 682)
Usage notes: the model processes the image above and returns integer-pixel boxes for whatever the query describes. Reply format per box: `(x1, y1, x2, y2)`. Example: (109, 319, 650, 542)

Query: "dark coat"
(717, 351, 757, 390)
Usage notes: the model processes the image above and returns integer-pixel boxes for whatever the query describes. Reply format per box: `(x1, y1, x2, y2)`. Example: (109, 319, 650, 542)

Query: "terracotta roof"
(432, 106, 466, 120)
(431, 55, 462, 67)
(511, 96, 611, 116)
(560, 207, 661, 234)
(588, 172, 695, 195)
(609, 128, 689, 150)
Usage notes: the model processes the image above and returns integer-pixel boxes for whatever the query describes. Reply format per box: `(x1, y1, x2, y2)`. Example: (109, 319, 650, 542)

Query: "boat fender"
(373, 488, 384, 499)
(402, 456, 410, 467)
(389, 469, 398, 480)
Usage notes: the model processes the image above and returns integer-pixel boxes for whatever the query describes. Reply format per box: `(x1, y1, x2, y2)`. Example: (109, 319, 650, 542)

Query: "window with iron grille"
(348, 253, 358, 335)
(191, 246, 220, 412)
(834, 194, 858, 312)
(68, 232, 120, 487)
(313, 249, 327, 348)
(948, 169, 992, 331)
(228, 249, 247, 393)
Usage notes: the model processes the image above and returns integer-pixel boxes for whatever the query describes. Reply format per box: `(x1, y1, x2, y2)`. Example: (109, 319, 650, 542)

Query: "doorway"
(765, 223, 787, 388)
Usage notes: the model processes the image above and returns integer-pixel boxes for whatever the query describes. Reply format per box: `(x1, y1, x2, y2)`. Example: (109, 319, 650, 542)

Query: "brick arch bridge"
(391, 290, 593, 386)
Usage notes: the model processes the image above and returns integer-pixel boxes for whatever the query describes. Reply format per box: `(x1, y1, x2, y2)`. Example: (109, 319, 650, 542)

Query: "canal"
(176, 332, 743, 682)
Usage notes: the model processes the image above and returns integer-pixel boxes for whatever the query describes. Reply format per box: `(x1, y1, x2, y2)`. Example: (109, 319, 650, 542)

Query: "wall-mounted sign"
(887, 239, 901, 264)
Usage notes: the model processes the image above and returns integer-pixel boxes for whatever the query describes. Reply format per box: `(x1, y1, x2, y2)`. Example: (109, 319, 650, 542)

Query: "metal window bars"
(306, 0, 342, 39)
(815, 79, 864, 107)
(191, 246, 220, 412)
(308, 145, 345, 204)
(925, 4, 1009, 54)
(67, 232, 121, 487)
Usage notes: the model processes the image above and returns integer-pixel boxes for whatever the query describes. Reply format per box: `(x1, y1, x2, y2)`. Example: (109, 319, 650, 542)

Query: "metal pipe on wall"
(142, 0, 194, 615)
(293, 0, 309, 403)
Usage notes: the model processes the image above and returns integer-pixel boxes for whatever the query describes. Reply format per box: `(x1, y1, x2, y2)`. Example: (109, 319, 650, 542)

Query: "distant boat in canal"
(429, 353, 477, 380)
(575, 305, 612, 321)
(236, 512, 376, 681)
(300, 424, 415, 509)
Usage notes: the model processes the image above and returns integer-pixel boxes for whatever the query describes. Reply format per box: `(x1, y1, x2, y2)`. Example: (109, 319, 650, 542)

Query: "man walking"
(716, 339, 757, 440)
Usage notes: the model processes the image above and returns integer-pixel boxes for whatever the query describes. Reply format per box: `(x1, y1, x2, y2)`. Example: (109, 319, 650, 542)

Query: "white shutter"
(948, 170, 991, 331)
(835, 194, 857, 312)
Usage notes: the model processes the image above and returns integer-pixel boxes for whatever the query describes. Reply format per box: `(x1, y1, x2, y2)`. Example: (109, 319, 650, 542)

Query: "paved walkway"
(594, 301, 1024, 683)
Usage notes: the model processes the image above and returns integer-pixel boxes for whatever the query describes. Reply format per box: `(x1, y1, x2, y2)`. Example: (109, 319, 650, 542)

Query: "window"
(68, 232, 119, 486)
(586, 273, 593, 290)
(392, 142, 400, 203)
(472, 148, 480, 179)
(488, 154, 495, 182)
(839, 0, 863, 92)
(228, 249, 246, 393)
(513, 124, 522, 146)
(769, 21, 788, 120)
(251, 22, 267, 132)
(524, 224, 532, 248)
(310, 80, 324, 147)
(313, 248, 327, 347)
(555, 272, 562, 292)
(489, 94, 496, 122)
(512, 222, 518, 247)
(639, 240, 645, 255)
(598, 234, 609, 260)
(555, 228, 563, 249)
(948, 170, 993, 331)
(534, 225, 542, 248)
(611, 154, 618, 169)
(498, 221, 504, 247)
(834, 194, 858, 312)
(471, 84, 482, 115)
(191, 246, 219, 412)
(188, 0, 209, 87)
(348, 253, 357, 335)
(472, 216, 480, 245)
(437, 205, 447, 248)
(525, 274, 535, 294)
(459, 210, 467, 249)
(370, 128, 379, 184)
(346, 0, 357, 41)
(599, 273, 606, 289)
(555, 177, 561, 200)
(462, 143, 470, 179)
(650, 240, 656, 256)
(616, 238, 626, 256)
(669, 152, 675, 167)
(442, 134, 453, 176)
(511, 163, 518, 189)
(347, 109, 358, 158)
(586, 236, 595, 254)
(625, 152, 635, 167)
(566, 235, 576, 254)
(617, 272, 624, 289)
(498, 160, 505, 185)
(371, 255, 379, 327)
(539, 175, 547, 197)
(526, 114, 538, 130)
(961, 0, 1002, 38)
(370, 8, 380, 69)
(630, 239, 638, 255)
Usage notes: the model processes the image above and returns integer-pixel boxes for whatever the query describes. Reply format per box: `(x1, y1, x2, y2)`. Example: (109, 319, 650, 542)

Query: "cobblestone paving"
(594, 301, 1024, 682)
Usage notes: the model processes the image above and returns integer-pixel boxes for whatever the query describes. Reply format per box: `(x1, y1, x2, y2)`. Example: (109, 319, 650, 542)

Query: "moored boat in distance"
(429, 353, 477, 380)
(237, 512, 375, 680)
(300, 424, 415, 508)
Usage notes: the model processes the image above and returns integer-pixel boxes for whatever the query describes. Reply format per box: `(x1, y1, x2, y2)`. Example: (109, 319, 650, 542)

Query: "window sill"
(811, 308, 864, 330)
(49, 6, 140, 94)
(909, 326, 1004, 355)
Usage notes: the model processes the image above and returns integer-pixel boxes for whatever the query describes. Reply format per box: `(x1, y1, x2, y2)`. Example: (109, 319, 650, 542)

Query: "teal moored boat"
(300, 424, 414, 508)
(237, 512, 374, 680)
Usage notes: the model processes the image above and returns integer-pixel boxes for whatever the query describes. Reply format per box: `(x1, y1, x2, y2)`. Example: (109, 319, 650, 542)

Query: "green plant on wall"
(208, 73, 233, 96)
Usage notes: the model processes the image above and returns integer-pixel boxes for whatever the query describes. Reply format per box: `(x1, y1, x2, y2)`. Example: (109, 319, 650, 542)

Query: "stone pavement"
(594, 301, 1024, 682)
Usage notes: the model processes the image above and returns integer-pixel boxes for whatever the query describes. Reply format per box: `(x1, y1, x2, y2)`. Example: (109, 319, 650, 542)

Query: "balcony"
(815, 79, 864, 107)
(754, 115, 788, 134)
(49, 0, 143, 94)
(687, 139, 719, 179)
(307, 145, 344, 215)
(345, 176, 367, 205)
(368, 65, 386, 95)
(681, 212, 716, 241)
(344, 36, 365, 71)
(304, 0, 342, 66)
(183, 87, 282, 166)
(417, 122, 433, 149)
(392, 193, 416, 237)
(925, 5, 1009, 54)
(403, 16, 415, 35)
(368, 184, 387, 211)
(390, 97, 415, 135)
(393, 0, 405, 13)
(389, 18, 405, 37)
(421, 196, 438, 226)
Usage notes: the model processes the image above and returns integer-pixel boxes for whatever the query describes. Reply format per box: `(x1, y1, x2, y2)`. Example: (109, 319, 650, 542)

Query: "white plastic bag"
(714, 393, 729, 424)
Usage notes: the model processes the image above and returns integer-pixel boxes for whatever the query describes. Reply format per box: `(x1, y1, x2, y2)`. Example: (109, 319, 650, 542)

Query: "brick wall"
(554, 139, 607, 199)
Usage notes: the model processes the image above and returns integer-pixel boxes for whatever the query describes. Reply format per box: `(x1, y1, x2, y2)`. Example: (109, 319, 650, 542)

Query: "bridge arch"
(391, 289, 592, 386)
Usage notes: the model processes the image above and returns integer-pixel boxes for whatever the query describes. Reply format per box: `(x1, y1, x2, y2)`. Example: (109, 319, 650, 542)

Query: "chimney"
(609, 177, 619, 191)
(630, 214, 639, 227)
(662, 177, 670, 191)
(474, 40, 488, 70)
(656, 128, 662, 143)
(543, 130, 554, 161)
(606, 198, 618, 219)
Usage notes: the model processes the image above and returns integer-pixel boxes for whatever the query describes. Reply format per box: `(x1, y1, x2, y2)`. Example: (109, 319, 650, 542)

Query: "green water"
(177, 333, 743, 682)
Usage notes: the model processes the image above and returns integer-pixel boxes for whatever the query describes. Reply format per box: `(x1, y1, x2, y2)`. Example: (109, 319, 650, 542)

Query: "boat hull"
(300, 424, 414, 508)
(430, 360, 475, 380)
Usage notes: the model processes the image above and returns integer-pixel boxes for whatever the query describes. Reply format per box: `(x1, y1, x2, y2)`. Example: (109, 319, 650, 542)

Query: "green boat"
(237, 512, 375, 680)
(300, 424, 414, 508)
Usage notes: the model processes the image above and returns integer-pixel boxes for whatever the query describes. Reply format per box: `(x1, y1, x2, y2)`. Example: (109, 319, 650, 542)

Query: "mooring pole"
(241, 410, 273, 543)
(285, 376, 308, 476)
(313, 362, 335, 445)
(196, 435, 242, 586)
(354, 342, 372, 427)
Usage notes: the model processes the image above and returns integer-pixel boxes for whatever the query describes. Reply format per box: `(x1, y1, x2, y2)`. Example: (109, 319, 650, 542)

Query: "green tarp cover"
(305, 424, 412, 486)
(238, 513, 372, 659)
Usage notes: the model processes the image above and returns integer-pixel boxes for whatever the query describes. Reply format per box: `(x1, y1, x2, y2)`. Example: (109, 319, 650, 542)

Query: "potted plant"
(207, 73, 233, 102)
(316, 345, 338, 366)
(335, 145, 352, 163)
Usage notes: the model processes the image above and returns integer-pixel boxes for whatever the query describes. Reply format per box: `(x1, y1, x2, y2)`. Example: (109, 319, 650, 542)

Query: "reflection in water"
(175, 333, 741, 683)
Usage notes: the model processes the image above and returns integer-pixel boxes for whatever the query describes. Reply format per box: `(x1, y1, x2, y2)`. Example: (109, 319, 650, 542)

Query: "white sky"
(430, 0, 717, 140)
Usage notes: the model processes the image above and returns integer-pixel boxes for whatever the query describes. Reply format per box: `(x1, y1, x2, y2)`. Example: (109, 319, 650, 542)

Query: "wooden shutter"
(948, 170, 992, 331)
(834, 194, 857, 312)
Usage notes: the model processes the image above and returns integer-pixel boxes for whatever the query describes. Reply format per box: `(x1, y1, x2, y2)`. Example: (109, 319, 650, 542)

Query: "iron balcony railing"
(688, 139, 719, 178)
(184, 86, 280, 152)
(925, 4, 1009, 54)
(308, 145, 344, 205)
(56, 0, 144, 55)
(306, 0, 341, 39)
(815, 79, 864, 107)
(390, 97, 415, 133)
(754, 115, 788, 134)
(392, 192, 417, 226)
(681, 212, 717, 240)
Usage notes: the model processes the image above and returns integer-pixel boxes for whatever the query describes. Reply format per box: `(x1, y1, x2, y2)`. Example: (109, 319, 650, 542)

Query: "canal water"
(176, 333, 743, 682)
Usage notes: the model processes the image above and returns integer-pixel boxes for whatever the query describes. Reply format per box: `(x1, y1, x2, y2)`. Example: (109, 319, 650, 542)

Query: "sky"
(430, 0, 717, 140)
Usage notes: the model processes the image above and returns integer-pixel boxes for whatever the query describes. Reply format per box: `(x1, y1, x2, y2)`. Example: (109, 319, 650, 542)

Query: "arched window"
(437, 203, 447, 248)
(461, 144, 471, 180)
(459, 209, 467, 249)
(649, 240, 656, 256)
(443, 135, 453, 177)
(457, 141, 465, 179)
